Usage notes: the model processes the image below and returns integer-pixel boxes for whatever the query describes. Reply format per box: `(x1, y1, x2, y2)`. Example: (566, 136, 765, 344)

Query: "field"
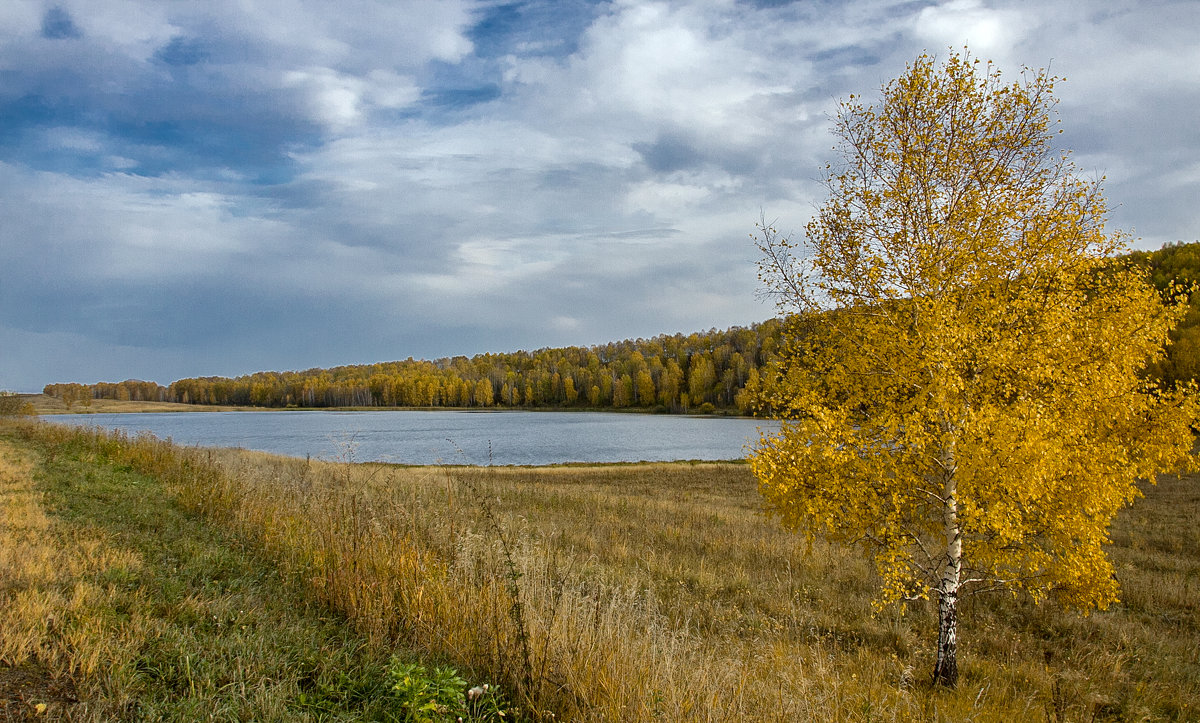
(1, 418, 1197, 721)
(19, 394, 253, 415)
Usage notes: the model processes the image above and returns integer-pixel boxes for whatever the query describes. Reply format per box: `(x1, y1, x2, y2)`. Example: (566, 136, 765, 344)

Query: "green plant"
(386, 660, 515, 722)
(388, 661, 467, 722)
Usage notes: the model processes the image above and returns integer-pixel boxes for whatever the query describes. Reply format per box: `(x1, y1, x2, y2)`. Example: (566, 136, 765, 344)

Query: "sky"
(2, 0, 1198, 392)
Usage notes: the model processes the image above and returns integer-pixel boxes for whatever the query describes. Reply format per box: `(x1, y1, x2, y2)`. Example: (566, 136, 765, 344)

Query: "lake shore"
(22, 393, 750, 418)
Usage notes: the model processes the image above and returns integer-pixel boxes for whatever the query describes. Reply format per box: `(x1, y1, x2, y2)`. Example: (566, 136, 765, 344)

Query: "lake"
(44, 410, 777, 466)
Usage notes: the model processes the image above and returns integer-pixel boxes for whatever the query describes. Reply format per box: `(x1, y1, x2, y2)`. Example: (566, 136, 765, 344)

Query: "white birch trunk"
(933, 448, 961, 687)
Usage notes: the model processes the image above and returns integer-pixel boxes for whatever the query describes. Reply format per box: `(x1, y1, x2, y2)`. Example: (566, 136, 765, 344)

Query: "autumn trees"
(751, 51, 1197, 686)
(53, 323, 784, 413)
(1128, 241, 1200, 385)
(43, 380, 168, 407)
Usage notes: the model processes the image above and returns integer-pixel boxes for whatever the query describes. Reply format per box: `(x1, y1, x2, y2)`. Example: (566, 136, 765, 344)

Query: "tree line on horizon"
(44, 320, 787, 415)
(41, 241, 1200, 415)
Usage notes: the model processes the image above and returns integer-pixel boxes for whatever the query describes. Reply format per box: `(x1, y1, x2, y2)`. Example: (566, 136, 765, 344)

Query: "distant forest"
(45, 320, 786, 415)
(44, 242, 1200, 415)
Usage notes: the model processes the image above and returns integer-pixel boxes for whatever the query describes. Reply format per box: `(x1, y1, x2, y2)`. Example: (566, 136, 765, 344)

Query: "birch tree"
(751, 50, 1197, 687)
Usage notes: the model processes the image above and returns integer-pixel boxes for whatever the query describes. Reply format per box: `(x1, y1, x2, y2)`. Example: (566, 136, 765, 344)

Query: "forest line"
(45, 319, 786, 415)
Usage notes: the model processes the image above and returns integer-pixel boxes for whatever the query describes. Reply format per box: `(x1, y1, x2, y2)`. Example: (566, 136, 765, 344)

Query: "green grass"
(3, 419, 1198, 721)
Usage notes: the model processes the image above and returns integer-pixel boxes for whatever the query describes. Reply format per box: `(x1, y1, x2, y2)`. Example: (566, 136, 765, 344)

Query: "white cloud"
(366, 69, 421, 109)
(624, 176, 719, 216)
(912, 0, 1027, 59)
(280, 67, 419, 131)
(284, 67, 368, 129)
(208, 0, 475, 69)
(551, 0, 800, 141)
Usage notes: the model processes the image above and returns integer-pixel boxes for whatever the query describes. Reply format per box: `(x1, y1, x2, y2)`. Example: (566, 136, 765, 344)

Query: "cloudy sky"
(2, 0, 1198, 391)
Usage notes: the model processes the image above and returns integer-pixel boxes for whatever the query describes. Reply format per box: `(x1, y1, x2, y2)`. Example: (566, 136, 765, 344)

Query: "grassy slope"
(2, 420, 1198, 721)
(0, 424, 431, 721)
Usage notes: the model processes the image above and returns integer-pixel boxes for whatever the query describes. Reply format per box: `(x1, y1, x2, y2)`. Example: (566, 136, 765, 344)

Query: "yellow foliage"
(752, 50, 1198, 619)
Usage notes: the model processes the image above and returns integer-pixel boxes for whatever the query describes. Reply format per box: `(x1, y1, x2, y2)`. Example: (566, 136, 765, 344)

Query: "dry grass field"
(21, 394, 251, 415)
(2, 418, 1197, 721)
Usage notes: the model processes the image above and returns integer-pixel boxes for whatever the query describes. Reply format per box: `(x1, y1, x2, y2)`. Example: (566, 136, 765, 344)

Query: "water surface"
(45, 410, 776, 466)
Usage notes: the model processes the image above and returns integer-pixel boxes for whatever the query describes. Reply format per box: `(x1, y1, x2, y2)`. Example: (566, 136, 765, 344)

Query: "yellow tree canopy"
(752, 51, 1197, 626)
